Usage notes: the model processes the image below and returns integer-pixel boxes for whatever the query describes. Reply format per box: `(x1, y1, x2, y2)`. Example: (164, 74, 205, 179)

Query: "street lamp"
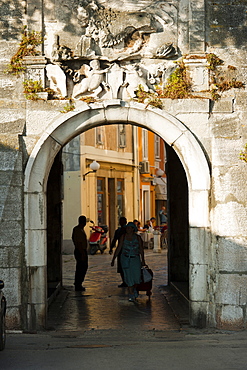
(83, 160, 100, 180)
(156, 168, 165, 177)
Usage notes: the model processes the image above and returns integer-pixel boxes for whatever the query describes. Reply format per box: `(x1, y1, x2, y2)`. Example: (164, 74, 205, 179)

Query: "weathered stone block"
(211, 137, 244, 166)
(0, 185, 22, 220)
(27, 230, 46, 267)
(190, 301, 209, 327)
(209, 4, 247, 48)
(0, 119, 25, 135)
(0, 267, 21, 306)
(5, 306, 22, 331)
(211, 98, 233, 113)
(29, 266, 46, 304)
(216, 274, 247, 305)
(0, 246, 22, 268)
(189, 263, 208, 301)
(189, 191, 210, 227)
(218, 237, 247, 272)
(216, 304, 245, 330)
(0, 171, 22, 187)
(212, 165, 247, 204)
(177, 113, 210, 138)
(211, 202, 247, 237)
(24, 192, 46, 230)
(0, 220, 22, 247)
(25, 100, 72, 136)
(210, 115, 242, 139)
(162, 98, 210, 114)
(235, 91, 247, 111)
(189, 227, 209, 264)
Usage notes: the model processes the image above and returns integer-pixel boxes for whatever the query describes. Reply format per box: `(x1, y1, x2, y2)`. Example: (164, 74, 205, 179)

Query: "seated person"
(143, 220, 154, 232)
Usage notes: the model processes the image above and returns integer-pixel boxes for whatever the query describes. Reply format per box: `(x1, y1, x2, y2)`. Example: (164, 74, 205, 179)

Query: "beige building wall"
(63, 171, 82, 251)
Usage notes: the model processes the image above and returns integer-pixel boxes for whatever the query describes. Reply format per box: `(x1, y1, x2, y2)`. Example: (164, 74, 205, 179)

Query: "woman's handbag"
(142, 266, 153, 283)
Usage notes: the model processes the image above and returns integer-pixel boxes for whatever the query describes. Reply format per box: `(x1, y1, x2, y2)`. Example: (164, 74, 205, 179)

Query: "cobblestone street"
(47, 250, 181, 332)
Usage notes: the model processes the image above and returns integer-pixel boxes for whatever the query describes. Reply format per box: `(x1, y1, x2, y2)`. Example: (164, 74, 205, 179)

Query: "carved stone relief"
(44, 0, 179, 99)
(48, 0, 178, 62)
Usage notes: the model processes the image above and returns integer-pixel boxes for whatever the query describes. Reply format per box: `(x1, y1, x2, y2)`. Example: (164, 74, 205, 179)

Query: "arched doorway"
(24, 101, 210, 330)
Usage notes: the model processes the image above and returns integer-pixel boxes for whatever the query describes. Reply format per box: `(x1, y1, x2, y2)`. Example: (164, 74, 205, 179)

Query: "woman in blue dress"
(111, 222, 146, 301)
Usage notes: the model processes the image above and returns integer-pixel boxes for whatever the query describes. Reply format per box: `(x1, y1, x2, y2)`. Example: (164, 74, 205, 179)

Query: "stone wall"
(0, 0, 247, 330)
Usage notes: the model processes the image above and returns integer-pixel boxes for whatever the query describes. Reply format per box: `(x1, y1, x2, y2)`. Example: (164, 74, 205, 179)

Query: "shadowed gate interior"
(47, 151, 63, 300)
(166, 144, 189, 300)
(46, 140, 189, 309)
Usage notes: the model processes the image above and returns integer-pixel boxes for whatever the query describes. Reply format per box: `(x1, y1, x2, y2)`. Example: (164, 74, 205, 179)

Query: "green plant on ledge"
(134, 60, 192, 106)
(23, 79, 43, 100)
(60, 99, 75, 113)
(134, 85, 163, 109)
(5, 26, 42, 75)
(206, 54, 244, 100)
(23, 79, 55, 100)
(157, 61, 192, 99)
(240, 144, 247, 163)
(79, 96, 97, 104)
(206, 53, 224, 71)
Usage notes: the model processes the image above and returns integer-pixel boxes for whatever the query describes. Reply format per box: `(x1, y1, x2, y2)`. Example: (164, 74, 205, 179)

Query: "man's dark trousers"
(74, 249, 88, 288)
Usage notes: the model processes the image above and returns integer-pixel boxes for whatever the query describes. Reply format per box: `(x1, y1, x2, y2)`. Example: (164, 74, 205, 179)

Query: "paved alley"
(47, 250, 181, 332)
(2, 250, 247, 370)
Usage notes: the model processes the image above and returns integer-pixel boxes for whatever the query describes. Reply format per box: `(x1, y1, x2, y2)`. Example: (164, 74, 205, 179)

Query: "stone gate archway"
(24, 100, 210, 330)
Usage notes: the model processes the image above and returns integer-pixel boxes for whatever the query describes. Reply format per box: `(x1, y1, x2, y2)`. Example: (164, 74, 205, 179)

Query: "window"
(142, 129, 148, 160)
(117, 179, 124, 219)
(97, 178, 105, 225)
(96, 126, 103, 145)
(118, 124, 126, 148)
(155, 134, 160, 159)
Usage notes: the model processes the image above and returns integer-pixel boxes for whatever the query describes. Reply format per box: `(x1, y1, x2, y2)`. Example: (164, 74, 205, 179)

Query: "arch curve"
(24, 100, 211, 329)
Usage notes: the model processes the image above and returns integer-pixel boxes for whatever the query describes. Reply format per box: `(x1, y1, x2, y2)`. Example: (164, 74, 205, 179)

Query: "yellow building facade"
(63, 124, 167, 251)
(63, 124, 139, 247)
(137, 127, 167, 228)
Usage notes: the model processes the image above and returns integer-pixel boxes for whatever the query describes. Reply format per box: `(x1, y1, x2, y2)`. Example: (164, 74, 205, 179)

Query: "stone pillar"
(153, 231, 161, 253)
(23, 56, 47, 87)
(184, 57, 209, 92)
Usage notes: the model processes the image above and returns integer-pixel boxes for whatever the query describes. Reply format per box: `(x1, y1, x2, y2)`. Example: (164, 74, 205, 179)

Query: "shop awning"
(155, 177, 167, 200)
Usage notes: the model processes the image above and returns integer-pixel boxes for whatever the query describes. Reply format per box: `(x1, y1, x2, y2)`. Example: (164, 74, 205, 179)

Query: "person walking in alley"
(72, 215, 88, 291)
(111, 222, 146, 302)
(109, 216, 128, 287)
(159, 206, 167, 225)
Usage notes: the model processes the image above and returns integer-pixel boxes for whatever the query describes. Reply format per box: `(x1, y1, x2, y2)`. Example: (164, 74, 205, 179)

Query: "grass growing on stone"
(134, 60, 192, 106)
(23, 79, 43, 100)
(158, 61, 192, 99)
(5, 27, 42, 75)
(206, 54, 245, 100)
(240, 144, 247, 163)
(60, 100, 75, 113)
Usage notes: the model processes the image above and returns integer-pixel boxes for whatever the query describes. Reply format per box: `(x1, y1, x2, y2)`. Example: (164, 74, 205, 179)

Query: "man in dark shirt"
(72, 215, 88, 291)
(109, 216, 127, 287)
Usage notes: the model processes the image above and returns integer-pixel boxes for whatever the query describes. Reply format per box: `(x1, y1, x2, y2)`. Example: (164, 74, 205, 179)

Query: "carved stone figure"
(156, 43, 178, 59)
(72, 59, 109, 98)
(51, 36, 73, 62)
(46, 64, 67, 97)
(121, 64, 150, 100)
